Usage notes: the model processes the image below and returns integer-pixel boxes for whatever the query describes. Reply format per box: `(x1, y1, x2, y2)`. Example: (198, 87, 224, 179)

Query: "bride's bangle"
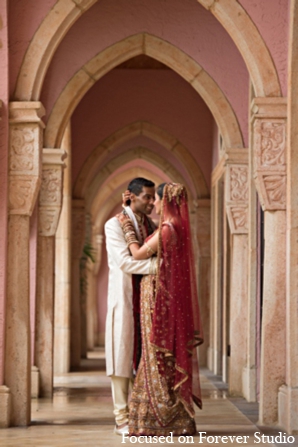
(144, 242, 156, 257)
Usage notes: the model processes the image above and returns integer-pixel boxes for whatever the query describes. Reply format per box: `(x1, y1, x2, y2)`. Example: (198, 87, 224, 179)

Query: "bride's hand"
(117, 213, 130, 225)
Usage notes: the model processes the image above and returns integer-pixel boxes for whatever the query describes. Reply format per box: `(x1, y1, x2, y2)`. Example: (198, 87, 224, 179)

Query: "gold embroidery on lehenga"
(128, 275, 196, 436)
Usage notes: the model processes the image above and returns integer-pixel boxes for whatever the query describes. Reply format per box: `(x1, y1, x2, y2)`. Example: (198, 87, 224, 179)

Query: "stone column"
(194, 200, 211, 367)
(278, 2, 298, 432)
(5, 101, 44, 426)
(209, 161, 224, 374)
(0, 1, 11, 427)
(224, 149, 249, 396)
(86, 230, 103, 351)
(54, 124, 72, 375)
(243, 88, 258, 403)
(70, 200, 85, 368)
(34, 149, 65, 398)
(252, 98, 287, 425)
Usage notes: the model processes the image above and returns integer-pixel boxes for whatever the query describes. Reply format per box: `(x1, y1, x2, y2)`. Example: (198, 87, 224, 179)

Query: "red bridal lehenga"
(129, 184, 204, 436)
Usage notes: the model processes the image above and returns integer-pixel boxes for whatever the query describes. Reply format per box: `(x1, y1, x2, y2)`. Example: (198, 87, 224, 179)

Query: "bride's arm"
(118, 213, 159, 260)
(129, 231, 159, 260)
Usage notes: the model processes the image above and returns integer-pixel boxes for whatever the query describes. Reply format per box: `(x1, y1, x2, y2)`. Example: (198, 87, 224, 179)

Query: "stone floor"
(0, 350, 296, 447)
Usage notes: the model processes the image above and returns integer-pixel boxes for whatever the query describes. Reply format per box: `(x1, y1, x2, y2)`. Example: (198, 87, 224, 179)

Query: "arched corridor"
(0, 0, 297, 439)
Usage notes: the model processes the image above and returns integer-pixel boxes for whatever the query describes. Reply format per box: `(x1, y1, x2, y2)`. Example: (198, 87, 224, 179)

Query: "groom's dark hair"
(128, 177, 155, 196)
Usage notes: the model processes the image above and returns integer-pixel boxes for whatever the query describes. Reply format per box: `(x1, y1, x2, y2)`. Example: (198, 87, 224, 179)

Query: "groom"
(104, 177, 157, 434)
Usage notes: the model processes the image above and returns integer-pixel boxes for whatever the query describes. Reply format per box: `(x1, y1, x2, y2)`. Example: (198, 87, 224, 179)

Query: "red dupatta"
(150, 183, 203, 415)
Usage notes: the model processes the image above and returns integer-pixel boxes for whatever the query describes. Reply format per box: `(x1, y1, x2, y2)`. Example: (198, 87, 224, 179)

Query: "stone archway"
(44, 34, 243, 151)
(14, 0, 281, 101)
(198, 0, 281, 97)
(85, 147, 195, 213)
(74, 121, 209, 202)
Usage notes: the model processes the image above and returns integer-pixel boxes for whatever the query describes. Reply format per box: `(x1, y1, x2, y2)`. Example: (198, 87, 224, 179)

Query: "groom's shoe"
(114, 423, 129, 436)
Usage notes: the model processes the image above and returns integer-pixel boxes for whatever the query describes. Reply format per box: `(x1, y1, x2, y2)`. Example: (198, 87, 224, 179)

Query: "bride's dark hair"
(156, 182, 167, 199)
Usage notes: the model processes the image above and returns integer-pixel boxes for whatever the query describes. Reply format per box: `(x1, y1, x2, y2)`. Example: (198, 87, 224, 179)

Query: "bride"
(119, 182, 203, 436)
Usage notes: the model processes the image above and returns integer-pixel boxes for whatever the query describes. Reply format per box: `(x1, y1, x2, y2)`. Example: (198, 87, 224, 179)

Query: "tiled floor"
(0, 351, 296, 447)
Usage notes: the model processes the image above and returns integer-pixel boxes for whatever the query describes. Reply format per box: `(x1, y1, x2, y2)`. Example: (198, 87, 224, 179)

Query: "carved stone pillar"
(224, 149, 249, 396)
(209, 162, 224, 374)
(71, 200, 86, 368)
(54, 123, 72, 375)
(194, 200, 211, 367)
(5, 102, 45, 426)
(252, 98, 287, 425)
(86, 230, 103, 351)
(278, 4, 298, 433)
(35, 149, 65, 398)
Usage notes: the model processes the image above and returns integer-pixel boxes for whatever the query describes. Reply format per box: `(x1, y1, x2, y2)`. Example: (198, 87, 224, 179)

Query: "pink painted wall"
(8, 0, 57, 98)
(41, 0, 249, 144)
(0, 0, 9, 386)
(239, 0, 289, 96)
(71, 69, 213, 192)
(29, 205, 38, 366)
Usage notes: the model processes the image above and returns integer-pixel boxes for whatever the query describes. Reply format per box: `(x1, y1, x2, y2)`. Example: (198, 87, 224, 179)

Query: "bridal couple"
(104, 177, 203, 437)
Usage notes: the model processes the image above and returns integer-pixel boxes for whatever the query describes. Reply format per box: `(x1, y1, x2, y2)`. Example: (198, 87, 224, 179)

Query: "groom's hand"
(122, 190, 131, 207)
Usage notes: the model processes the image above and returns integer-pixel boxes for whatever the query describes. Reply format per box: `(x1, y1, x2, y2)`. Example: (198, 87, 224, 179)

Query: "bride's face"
(154, 192, 162, 215)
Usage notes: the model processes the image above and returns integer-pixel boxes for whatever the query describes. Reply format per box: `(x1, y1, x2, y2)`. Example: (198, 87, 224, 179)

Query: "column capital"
(251, 98, 287, 211)
(224, 149, 249, 235)
(8, 102, 45, 216)
(9, 101, 45, 124)
(38, 149, 67, 237)
(251, 97, 287, 119)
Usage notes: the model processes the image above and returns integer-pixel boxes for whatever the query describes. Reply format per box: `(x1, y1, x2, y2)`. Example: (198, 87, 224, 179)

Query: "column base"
(278, 384, 298, 434)
(31, 366, 40, 399)
(242, 366, 256, 402)
(0, 386, 11, 428)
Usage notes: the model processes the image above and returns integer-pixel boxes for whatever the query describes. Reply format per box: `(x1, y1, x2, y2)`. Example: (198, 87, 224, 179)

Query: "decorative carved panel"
(10, 127, 36, 171)
(229, 166, 249, 202)
(254, 120, 286, 170)
(252, 99, 287, 211)
(39, 208, 60, 237)
(8, 102, 45, 216)
(225, 163, 248, 235)
(38, 148, 66, 235)
(40, 168, 62, 206)
(227, 206, 248, 234)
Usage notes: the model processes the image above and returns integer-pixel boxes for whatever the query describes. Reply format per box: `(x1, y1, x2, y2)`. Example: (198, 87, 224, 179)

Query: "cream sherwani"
(104, 215, 154, 379)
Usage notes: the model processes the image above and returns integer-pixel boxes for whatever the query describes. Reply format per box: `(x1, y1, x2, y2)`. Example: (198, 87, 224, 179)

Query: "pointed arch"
(198, 0, 281, 97)
(85, 146, 194, 212)
(15, 0, 281, 102)
(74, 121, 209, 201)
(45, 33, 243, 151)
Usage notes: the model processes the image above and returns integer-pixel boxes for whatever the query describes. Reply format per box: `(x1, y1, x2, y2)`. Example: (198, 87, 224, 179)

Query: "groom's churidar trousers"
(111, 375, 133, 425)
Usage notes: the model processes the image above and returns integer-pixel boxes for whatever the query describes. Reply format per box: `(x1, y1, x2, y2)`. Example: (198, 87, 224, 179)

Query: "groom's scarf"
(121, 208, 156, 373)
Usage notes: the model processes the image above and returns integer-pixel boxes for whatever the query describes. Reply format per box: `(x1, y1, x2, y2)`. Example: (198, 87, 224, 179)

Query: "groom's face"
(132, 186, 155, 215)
